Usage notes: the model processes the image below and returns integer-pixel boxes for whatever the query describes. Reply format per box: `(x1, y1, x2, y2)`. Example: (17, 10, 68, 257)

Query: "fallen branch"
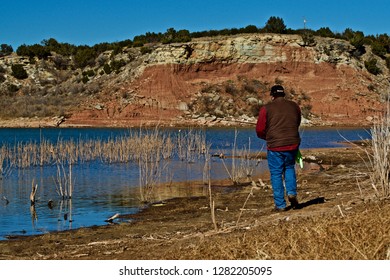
(337, 205, 345, 218)
(105, 213, 120, 223)
(236, 184, 257, 226)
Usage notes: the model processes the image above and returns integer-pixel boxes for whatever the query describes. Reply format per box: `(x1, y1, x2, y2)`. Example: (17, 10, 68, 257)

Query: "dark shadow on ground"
(291, 196, 325, 210)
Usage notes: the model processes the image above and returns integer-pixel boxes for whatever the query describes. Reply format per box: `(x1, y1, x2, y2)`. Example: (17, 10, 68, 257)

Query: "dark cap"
(270, 85, 285, 96)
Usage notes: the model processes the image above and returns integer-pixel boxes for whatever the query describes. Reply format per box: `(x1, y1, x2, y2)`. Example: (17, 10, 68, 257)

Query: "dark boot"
(272, 206, 287, 212)
(288, 195, 299, 209)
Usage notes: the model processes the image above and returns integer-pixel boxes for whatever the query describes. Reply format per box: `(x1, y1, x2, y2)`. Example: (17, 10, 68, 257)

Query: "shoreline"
(0, 116, 373, 129)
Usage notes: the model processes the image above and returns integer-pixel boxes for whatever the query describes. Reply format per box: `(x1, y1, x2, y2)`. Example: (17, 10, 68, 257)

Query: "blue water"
(0, 127, 371, 239)
(0, 126, 371, 149)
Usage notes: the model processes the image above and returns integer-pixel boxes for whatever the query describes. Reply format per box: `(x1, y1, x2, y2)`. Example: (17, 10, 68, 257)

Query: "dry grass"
(162, 201, 390, 260)
(365, 105, 390, 198)
(0, 94, 81, 119)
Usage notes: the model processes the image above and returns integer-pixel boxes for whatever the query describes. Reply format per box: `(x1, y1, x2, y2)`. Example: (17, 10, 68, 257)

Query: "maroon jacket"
(256, 97, 301, 151)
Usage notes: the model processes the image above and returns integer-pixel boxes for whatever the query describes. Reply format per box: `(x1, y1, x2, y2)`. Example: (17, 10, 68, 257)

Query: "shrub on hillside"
(133, 41, 144, 48)
(11, 64, 28, 79)
(82, 69, 95, 77)
(16, 44, 50, 59)
(301, 104, 313, 119)
(225, 83, 239, 96)
(0, 44, 13, 56)
(263, 16, 286, 34)
(51, 54, 69, 70)
(242, 79, 266, 95)
(162, 28, 191, 44)
(110, 59, 126, 73)
(16, 44, 34, 58)
(249, 103, 261, 117)
(371, 41, 387, 58)
(365, 58, 382, 75)
(140, 46, 152, 55)
(81, 76, 89, 84)
(316, 27, 335, 38)
(103, 63, 112, 74)
(8, 84, 19, 93)
(74, 48, 97, 68)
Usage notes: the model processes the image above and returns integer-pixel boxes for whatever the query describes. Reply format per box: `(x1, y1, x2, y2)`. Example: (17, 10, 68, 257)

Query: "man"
(256, 85, 301, 211)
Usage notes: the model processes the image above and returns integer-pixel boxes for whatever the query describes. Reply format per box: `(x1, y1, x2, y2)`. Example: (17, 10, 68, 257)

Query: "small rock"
(94, 104, 104, 110)
(305, 155, 317, 161)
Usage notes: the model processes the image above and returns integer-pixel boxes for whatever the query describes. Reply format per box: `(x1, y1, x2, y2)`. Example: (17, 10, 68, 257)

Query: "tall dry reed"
(366, 104, 390, 198)
(54, 159, 74, 199)
(219, 129, 255, 185)
(136, 128, 170, 202)
(176, 128, 207, 163)
(136, 128, 208, 202)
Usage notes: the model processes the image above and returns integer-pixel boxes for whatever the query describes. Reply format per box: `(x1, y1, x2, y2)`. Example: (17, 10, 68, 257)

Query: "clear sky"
(1, 0, 389, 49)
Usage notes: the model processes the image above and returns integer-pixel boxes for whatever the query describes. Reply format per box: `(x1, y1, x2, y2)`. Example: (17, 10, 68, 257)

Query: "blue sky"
(1, 0, 389, 49)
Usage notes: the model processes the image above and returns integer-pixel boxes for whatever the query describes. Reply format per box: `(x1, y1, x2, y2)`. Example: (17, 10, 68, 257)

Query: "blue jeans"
(267, 150, 298, 209)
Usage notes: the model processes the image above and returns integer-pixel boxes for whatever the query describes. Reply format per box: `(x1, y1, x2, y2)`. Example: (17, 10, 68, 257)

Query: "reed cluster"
(0, 128, 208, 202)
(366, 104, 390, 198)
(136, 128, 208, 202)
(219, 129, 257, 185)
(0, 127, 261, 203)
(0, 128, 207, 171)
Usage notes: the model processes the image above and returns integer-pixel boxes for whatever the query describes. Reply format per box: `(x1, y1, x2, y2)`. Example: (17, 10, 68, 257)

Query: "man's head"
(270, 85, 285, 98)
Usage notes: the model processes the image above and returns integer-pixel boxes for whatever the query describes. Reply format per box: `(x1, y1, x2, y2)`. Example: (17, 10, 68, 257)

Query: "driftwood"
(105, 213, 120, 223)
(2, 195, 9, 205)
(30, 182, 38, 205)
(48, 200, 54, 209)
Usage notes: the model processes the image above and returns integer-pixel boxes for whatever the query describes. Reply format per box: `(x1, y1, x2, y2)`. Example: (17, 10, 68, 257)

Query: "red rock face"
(67, 34, 388, 127)
(137, 65, 381, 125)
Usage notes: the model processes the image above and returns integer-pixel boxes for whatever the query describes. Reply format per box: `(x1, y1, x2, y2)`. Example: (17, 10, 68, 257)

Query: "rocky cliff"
(0, 33, 389, 127)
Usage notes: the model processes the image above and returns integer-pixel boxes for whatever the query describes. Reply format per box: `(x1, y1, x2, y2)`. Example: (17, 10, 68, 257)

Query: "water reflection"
(58, 199, 73, 230)
(30, 204, 37, 229)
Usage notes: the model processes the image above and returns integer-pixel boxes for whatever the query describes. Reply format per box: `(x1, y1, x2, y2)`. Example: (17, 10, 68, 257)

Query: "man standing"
(256, 85, 301, 211)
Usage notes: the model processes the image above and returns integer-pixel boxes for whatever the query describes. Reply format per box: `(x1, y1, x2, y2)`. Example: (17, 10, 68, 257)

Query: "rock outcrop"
(1, 33, 389, 127)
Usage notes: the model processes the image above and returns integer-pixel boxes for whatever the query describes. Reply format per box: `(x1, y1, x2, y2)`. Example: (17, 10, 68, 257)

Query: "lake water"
(0, 126, 371, 240)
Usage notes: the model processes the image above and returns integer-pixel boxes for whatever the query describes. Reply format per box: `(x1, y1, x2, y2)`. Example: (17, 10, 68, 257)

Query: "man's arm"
(256, 106, 267, 139)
